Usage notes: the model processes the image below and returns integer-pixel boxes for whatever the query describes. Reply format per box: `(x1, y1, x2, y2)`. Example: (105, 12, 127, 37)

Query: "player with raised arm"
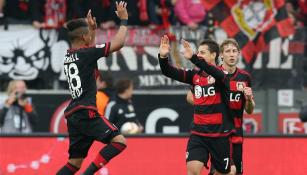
(182, 39, 255, 175)
(159, 35, 235, 175)
(56, 1, 129, 175)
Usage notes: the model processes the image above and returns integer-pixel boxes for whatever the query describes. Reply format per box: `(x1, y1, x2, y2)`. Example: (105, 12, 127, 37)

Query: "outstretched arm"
(109, 1, 129, 53)
(159, 35, 194, 85)
(87, 10, 97, 46)
(181, 40, 226, 82)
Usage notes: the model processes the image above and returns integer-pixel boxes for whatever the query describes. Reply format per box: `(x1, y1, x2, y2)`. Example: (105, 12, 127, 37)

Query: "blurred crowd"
(0, 0, 209, 30)
(0, 0, 306, 30)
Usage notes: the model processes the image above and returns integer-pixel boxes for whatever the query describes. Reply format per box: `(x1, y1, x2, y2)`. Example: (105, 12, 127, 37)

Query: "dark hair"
(199, 39, 219, 62)
(98, 71, 114, 88)
(66, 18, 89, 41)
(116, 79, 133, 94)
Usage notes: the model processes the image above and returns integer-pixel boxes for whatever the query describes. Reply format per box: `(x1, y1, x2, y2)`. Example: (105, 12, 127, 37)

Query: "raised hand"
(87, 9, 97, 30)
(115, 1, 128, 20)
(159, 35, 171, 58)
(181, 39, 194, 59)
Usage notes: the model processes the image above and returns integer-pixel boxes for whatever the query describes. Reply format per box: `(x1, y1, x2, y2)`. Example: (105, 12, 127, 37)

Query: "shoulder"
(237, 68, 251, 78)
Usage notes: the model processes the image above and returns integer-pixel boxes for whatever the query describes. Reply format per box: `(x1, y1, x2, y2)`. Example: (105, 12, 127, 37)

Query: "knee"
(187, 169, 200, 175)
(111, 134, 127, 146)
(187, 167, 201, 175)
(228, 165, 237, 175)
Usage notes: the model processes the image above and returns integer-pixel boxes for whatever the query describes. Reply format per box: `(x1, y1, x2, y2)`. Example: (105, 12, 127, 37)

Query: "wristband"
(120, 19, 128, 26)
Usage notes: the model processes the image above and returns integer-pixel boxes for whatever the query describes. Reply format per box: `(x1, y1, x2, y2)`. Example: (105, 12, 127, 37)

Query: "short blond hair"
(220, 38, 240, 53)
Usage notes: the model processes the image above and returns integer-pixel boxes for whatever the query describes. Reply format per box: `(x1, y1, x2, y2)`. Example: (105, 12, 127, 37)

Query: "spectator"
(29, 0, 81, 29)
(96, 71, 115, 116)
(174, 0, 206, 30)
(104, 79, 143, 134)
(77, 0, 117, 29)
(0, 80, 38, 133)
(298, 0, 307, 26)
(147, 0, 176, 27)
(2, 0, 31, 24)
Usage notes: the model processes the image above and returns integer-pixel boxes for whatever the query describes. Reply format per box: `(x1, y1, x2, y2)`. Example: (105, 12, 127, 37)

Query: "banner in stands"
(1, 137, 307, 175)
(0, 26, 305, 89)
(25, 93, 261, 134)
(0, 26, 69, 88)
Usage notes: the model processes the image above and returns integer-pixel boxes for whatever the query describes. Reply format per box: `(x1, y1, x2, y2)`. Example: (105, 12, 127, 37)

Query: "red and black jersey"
(190, 55, 252, 143)
(224, 67, 251, 143)
(159, 54, 234, 137)
(63, 43, 110, 117)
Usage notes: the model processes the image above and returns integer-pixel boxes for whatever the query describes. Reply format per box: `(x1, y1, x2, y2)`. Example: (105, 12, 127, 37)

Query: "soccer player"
(56, 2, 129, 175)
(159, 35, 235, 175)
(182, 38, 255, 175)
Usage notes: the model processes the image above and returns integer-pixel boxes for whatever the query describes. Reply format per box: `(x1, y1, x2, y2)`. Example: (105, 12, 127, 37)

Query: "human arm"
(244, 87, 255, 114)
(109, 1, 129, 53)
(159, 35, 194, 85)
(86, 9, 97, 46)
(186, 90, 194, 105)
(0, 94, 16, 126)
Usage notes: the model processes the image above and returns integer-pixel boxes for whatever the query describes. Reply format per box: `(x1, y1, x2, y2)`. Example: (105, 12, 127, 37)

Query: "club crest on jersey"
(194, 85, 202, 99)
(207, 76, 215, 84)
(236, 82, 246, 91)
(231, 0, 277, 40)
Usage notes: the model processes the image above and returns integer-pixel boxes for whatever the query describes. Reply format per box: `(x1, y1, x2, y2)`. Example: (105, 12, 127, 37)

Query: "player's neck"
(118, 93, 129, 100)
(222, 64, 236, 74)
(71, 41, 88, 49)
(208, 61, 216, 66)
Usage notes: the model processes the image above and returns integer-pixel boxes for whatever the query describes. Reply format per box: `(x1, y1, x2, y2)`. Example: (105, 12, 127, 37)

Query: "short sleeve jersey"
(63, 43, 110, 117)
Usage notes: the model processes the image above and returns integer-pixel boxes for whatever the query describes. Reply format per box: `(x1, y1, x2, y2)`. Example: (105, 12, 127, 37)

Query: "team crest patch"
(231, 0, 277, 40)
(194, 85, 202, 99)
(236, 82, 246, 91)
(207, 76, 215, 84)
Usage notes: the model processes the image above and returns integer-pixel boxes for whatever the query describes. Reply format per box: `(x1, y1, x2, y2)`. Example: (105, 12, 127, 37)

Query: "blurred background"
(0, 0, 307, 174)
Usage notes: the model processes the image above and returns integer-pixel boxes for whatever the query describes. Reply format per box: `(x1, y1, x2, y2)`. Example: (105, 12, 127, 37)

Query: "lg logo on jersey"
(194, 85, 216, 99)
(230, 93, 241, 102)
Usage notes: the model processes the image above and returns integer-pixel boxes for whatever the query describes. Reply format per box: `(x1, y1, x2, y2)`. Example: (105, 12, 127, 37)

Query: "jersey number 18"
(64, 63, 83, 99)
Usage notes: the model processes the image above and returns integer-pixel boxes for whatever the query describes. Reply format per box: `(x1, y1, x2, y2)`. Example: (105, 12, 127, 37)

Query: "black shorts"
(186, 134, 232, 174)
(233, 143, 243, 174)
(67, 109, 120, 159)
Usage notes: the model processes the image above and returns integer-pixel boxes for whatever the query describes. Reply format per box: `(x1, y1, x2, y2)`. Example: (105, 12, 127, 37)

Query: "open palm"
(181, 39, 193, 59)
(159, 35, 170, 58)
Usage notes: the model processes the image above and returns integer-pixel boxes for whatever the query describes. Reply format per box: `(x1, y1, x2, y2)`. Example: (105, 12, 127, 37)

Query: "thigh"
(207, 136, 231, 174)
(186, 135, 210, 167)
(67, 116, 94, 159)
(233, 143, 243, 174)
(76, 110, 120, 144)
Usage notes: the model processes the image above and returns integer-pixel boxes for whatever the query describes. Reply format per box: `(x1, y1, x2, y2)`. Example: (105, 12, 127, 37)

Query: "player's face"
(125, 83, 134, 99)
(197, 45, 216, 64)
(221, 43, 239, 67)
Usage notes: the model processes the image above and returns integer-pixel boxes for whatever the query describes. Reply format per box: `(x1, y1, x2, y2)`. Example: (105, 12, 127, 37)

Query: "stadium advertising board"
(278, 112, 307, 134)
